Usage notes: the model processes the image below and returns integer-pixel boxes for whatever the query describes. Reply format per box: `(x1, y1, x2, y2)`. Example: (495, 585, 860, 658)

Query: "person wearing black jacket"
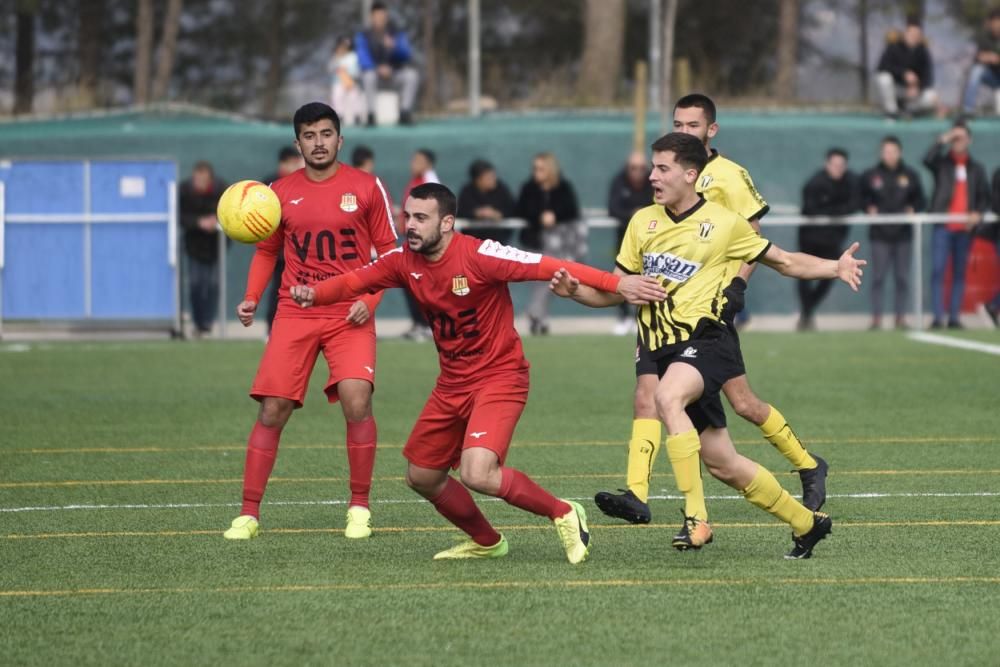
(607, 151, 653, 333)
(798, 148, 860, 330)
(875, 19, 938, 118)
(457, 159, 516, 245)
(516, 152, 582, 334)
(861, 136, 926, 330)
(924, 123, 991, 329)
(985, 167, 1000, 327)
(179, 161, 227, 337)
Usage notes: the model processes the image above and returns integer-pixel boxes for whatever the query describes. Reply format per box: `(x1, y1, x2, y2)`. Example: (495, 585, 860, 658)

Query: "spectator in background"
(457, 159, 516, 245)
(875, 19, 938, 119)
(179, 161, 227, 338)
(861, 136, 926, 331)
(607, 150, 653, 335)
(329, 36, 365, 126)
(924, 122, 991, 329)
(351, 145, 375, 173)
(962, 9, 1000, 117)
(399, 148, 438, 341)
(984, 167, 1000, 327)
(516, 152, 582, 335)
(798, 148, 860, 331)
(355, 2, 420, 126)
(263, 146, 305, 334)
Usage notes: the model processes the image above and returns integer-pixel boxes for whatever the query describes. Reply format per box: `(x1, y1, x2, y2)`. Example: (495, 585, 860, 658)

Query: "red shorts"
(403, 378, 529, 470)
(250, 316, 376, 407)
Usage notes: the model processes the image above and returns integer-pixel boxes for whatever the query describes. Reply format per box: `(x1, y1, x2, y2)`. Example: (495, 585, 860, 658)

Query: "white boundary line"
(907, 332, 1000, 356)
(3, 491, 1000, 513)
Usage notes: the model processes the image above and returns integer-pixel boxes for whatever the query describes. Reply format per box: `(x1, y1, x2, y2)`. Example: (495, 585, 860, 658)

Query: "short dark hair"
(990, 8, 1000, 21)
(827, 147, 849, 161)
(468, 159, 494, 181)
(277, 146, 299, 162)
(351, 145, 374, 167)
(416, 148, 436, 165)
(905, 15, 922, 28)
(650, 133, 709, 174)
(953, 119, 972, 135)
(371, 1, 387, 12)
(409, 182, 457, 218)
(193, 160, 213, 173)
(881, 135, 902, 148)
(293, 102, 341, 138)
(674, 93, 717, 124)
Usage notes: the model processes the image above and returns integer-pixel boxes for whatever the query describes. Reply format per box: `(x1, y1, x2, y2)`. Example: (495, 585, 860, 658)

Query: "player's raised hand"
(289, 285, 316, 308)
(837, 242, 867, 292)
(236, 300, 257, 327)
(617, 275, 667, 305)
(549, 268, 581, 298)
(346, 300, 370, 325)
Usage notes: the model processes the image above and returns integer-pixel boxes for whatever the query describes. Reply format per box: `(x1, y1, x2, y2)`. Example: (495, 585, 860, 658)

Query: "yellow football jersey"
(697, 150, 770, 222)
(616, 198, 770, 350)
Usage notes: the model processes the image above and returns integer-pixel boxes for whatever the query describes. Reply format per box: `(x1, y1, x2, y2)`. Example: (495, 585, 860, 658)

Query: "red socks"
(240, 421, 282, 518)
(346, 417, 377, 508)
(429, 477, 502, 547)
(499, 467, 571, 520)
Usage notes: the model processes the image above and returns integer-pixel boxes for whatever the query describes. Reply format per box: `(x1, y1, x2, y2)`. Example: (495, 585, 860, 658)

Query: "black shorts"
(635, 323, 746, 433)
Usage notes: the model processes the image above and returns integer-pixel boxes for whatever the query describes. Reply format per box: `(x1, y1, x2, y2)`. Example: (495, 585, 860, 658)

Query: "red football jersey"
(312, 233, 619, 390)
(251, 164, 397, 319)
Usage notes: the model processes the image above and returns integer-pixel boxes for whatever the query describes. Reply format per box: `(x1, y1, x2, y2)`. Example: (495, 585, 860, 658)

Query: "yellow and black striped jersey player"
(550, 130, 866, 558)
(596, 94, 834, 538)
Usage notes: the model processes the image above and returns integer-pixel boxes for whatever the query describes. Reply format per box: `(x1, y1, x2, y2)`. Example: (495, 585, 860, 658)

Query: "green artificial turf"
(1, 331, 998, 666)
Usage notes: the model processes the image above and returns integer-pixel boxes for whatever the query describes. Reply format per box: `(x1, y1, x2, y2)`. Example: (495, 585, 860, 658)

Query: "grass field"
(2, 331, 999, 666)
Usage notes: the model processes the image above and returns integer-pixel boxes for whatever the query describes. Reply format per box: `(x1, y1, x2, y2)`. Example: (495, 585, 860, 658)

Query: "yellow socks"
(666, 429, 707, 522)
(625, 418, 662, 503)
(760, 405, 817, 471)
(741, 465, 814, 536)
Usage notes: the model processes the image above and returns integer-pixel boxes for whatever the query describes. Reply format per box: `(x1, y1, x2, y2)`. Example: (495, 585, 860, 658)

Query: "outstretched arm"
(291, 249, 403, 308)
(549, 266, 665, 307)
(759, 241, 866, 292)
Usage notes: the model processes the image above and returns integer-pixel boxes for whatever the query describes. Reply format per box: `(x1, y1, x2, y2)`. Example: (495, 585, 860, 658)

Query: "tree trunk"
(152, 0, 184, 101)
(77, 0, 103, 108)
(133, 0, 154, 105)
(577, 0, 626, 105)
(14, 0, 38, 114)
(659, 0, 677, 132)
(420, 0, 437, 111)
(261, 0, 286, 119)
(858, 0, 869, 102)
(775, 0, 799, 101)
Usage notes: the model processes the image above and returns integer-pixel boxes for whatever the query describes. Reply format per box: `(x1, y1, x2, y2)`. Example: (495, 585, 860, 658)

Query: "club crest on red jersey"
(340, 193, 358, 212)
(451, 275, 470, 296)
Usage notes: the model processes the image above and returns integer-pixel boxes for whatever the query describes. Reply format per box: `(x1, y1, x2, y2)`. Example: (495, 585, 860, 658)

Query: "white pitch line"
(3, 491, 1000, 513)
(907, 332, 1000, 356)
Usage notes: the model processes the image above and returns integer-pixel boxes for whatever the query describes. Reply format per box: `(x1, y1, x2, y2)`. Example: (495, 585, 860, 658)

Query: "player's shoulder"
(630, 203, 668, 225)
(700, 199, 748, 226)
(705, 150, 749, 179)
(268, 169, 303, 196)
(338, 163, 381, 189)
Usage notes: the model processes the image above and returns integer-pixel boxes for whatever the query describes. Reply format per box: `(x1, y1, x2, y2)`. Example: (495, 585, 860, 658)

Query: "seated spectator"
(355, 2, 420, 126)
(516, 152, 582, 335)
(351, 145, 375, 173)
(457, 159, 516, 244)
(179, 161, 227, 338)
(329, 36, 365, 126)
(875, 19, 938, 119)
(798, 148, 860, 331)
(607, 150, 653, 335)
(962, 9, 1000, 116)
(861, 136, 926, 331)
(924, 122, 991, 329)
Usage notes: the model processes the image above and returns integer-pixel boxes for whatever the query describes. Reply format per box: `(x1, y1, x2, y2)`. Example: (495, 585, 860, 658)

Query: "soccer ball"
(216, 180, 281, 243)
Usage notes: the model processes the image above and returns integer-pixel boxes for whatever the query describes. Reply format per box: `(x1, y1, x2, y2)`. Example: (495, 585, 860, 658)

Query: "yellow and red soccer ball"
(216, 180, 281, 243)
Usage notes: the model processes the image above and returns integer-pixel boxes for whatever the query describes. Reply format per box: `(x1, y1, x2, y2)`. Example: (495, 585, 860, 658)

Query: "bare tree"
(14, 0, 38, 114)
(577, 0, 626, 105)
(77, 0, 104, 108)
(775, 0, 799, 101)
(152, 0, 184, 101)
(659, 0, 678, 132)
(858, 0, 870, 102)
(420, 0, 438, 111)
(133, 0, 154, 105)
(261, 0, 287, 118)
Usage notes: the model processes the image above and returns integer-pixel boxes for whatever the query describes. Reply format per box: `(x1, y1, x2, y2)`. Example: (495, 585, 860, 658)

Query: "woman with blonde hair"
(516, 152, 584, 335)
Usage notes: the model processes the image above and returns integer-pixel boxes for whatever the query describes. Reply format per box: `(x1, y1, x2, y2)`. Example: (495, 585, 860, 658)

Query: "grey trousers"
(527, 223, 588, 323)
(870, 238, 912, 319)
(362, 66, 420, 113)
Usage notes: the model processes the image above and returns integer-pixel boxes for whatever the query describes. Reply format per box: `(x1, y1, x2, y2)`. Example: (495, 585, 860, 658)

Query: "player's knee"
(633, 384, 657, 419)
(459, 465, 498, 496)
(405, 468, 437, 496)
(258, 398, 294, 428)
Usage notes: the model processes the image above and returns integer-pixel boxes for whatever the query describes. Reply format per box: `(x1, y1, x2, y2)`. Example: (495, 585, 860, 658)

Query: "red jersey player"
(224, 103, 397, 541)
(290, 183, 666, 564)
